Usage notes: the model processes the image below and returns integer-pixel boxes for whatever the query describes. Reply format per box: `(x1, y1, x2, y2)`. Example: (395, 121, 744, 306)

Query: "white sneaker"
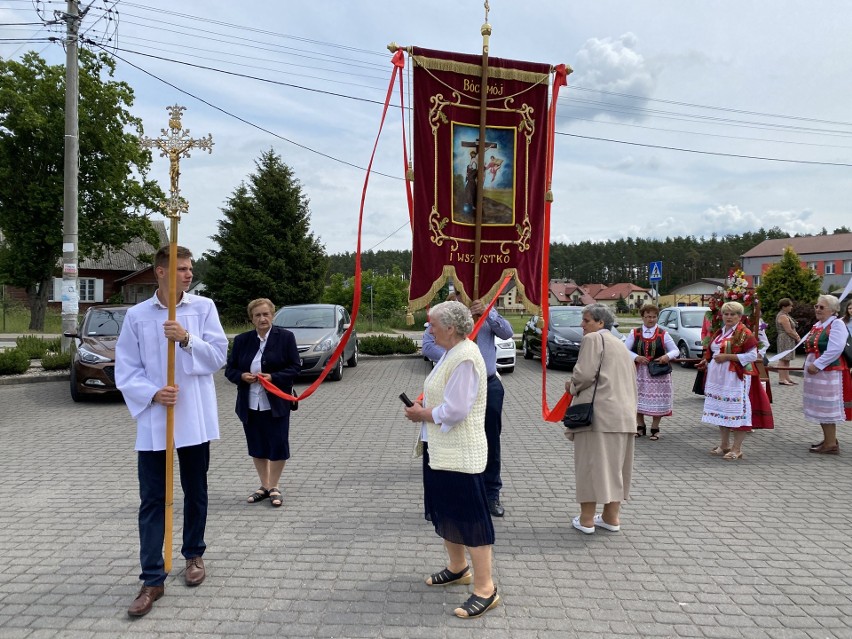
(593, 514, 620, 532)
(572, 516, 595, 534)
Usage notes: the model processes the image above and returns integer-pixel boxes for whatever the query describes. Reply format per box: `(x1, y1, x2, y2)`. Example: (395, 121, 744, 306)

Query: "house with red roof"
(548, 279, 595, 306)
(586, 282, 653, 311)
(740, 233, 852, 292)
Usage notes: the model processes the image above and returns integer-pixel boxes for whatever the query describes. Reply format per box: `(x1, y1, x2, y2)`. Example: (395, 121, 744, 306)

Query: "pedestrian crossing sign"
(649, 261, 662, 282)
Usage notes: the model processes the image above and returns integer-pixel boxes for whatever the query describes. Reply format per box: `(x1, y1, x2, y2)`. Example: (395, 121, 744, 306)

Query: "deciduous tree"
(0, 50, 162, 329)
(756, 246, 822, 349)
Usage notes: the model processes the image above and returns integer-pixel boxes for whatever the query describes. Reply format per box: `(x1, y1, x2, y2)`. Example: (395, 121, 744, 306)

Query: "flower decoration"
(703, 267, 761, 346)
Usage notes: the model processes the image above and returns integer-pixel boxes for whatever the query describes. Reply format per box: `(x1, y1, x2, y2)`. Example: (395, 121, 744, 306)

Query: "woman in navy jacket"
(225, 298, 301, 507)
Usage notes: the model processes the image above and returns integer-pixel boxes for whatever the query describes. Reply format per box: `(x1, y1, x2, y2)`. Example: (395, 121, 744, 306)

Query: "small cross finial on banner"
(484, 0, 490, 22)
(139, 104, 213, 220)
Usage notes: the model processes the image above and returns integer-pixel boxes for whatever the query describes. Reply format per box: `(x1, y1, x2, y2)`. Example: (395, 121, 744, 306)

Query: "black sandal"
(269, 488, 282, 507)
(454, 588, 501, 618)
(636, 425, 646, 438)
(247, 487, 269, 503)
(649, 428, 660, 441)
(426, 564, 472, 586)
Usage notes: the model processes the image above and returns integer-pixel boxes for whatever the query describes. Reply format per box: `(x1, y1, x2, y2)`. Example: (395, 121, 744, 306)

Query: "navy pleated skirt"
(422, 443, 495, 547)
(243, 409, 290, 461)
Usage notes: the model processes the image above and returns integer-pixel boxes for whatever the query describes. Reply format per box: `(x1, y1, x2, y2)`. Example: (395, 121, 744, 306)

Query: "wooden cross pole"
(473, 0, 492, 302)
(139, 105, 213, 574)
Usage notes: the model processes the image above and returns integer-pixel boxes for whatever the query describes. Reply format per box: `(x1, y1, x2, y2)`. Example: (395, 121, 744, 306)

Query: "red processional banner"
(408, 47, 552, 311)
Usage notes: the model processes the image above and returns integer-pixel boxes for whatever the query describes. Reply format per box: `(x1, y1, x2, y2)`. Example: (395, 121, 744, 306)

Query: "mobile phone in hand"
(399, 392, 414, 407)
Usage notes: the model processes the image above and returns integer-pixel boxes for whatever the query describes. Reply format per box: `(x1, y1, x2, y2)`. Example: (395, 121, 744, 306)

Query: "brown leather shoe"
(811, 442, 840, 455)
(184, 557, 206, 586)
(127, 584, 164, 617)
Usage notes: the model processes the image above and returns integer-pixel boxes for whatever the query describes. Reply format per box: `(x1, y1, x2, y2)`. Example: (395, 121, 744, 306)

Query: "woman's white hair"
(581, 303, 616, 330)
(817, 294, 840, 313)
(721, 301, 745, 316)
(429, 300, 474, 336)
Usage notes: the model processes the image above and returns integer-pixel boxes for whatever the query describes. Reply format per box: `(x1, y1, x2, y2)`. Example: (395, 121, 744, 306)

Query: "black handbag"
(562, 401, 594, 428)
(562, 335, 605, 430)
(647, 360, 672, 377)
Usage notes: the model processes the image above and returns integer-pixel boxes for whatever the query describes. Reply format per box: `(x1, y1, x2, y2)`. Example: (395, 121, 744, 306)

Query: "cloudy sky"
(2, 0, 852, 261)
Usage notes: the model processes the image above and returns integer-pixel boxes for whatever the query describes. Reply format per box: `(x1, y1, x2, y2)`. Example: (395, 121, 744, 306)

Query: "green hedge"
(358, 334, 417, 356)
(41, 351, 72, 370)
(0, 348, 30, 375)
(15, 335, 51, 359)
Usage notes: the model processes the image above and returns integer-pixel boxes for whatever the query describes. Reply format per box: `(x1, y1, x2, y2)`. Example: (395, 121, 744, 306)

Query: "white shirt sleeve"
(430, 360, 480, 433)
(663, 332, 679, 359)
(623, 331, 638, 361)
(736, 347, 759, 365)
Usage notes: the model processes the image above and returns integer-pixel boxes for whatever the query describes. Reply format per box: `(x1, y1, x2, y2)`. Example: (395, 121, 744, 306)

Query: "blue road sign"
(649, 261, 663, 282)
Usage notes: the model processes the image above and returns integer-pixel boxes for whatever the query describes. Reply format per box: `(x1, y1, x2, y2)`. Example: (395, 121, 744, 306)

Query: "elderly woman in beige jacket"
(404, 300, 499, 619)
(565, 303, 638, 534)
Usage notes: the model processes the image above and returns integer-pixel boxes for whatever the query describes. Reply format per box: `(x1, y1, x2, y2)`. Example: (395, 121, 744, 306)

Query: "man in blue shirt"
(421, 296, 514, 516)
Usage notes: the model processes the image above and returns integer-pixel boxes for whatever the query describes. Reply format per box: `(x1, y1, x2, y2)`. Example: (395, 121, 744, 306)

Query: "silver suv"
(657, 306, 710, 367)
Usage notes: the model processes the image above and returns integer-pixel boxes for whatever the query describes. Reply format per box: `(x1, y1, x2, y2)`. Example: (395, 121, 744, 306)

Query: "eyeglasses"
(814, 305, 826, 310)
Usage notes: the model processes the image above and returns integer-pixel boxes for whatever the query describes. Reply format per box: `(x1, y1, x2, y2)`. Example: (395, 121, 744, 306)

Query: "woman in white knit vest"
(404, 300, 500, 618)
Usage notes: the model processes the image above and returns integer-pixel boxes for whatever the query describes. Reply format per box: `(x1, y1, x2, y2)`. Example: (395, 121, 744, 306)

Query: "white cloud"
(569, 33, 657, 121)
(643, 204, 819, 238)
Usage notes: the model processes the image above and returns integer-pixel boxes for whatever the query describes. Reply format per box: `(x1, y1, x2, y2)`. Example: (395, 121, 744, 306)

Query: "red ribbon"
(541, 65, 572, 423)
(260, 50, 407, 403)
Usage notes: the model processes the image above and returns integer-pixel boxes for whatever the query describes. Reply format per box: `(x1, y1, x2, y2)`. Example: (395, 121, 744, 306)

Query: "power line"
(569, 84, 852, 129)
(115, 34, 388, 88)
(117, 2, 852, 136)
(557, 131, 852, 167)
(367, 221, 410, 252)
(97, 42, 390, 108)
(116, 13, 383, 72)
(560, 96, 852, 137)
(102, 42, 852, 167)
(85, 41, 404, 182)
(560, 114, 852, 150)
(119, 1, 385, 58)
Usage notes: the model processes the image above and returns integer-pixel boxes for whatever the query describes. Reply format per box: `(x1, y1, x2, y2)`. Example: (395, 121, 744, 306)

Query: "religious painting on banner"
(408, 47, 552, 311)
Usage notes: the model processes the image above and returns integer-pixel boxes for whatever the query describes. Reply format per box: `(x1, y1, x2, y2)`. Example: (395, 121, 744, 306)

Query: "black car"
(521, 306, 623, 369)
(64, 304, 130, 401)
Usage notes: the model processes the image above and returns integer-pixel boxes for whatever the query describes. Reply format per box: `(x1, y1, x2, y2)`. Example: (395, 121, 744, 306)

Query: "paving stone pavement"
(1, 356, 851, 638)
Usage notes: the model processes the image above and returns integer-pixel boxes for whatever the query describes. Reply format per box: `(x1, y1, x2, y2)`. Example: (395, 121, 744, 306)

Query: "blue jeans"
(138, 442, 209, 586)
(483, 375, 504, 501)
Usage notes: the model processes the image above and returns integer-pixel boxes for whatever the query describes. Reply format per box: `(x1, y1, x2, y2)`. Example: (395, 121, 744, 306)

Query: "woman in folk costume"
(803, 295, 852, 455)
(624, 304, 678, 441)
(697, 301, 774, 460)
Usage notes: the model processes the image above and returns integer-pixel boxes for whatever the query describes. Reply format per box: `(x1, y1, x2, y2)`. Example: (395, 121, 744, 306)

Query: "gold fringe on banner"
(408, 265, 540, 316)
(411, 55, 550, 85)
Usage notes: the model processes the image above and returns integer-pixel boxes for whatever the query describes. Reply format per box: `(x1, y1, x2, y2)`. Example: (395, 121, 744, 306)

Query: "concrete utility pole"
(60, 0, 81, 350)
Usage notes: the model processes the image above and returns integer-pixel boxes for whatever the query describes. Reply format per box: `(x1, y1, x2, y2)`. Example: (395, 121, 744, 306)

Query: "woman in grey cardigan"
(565, 303, 638, 534)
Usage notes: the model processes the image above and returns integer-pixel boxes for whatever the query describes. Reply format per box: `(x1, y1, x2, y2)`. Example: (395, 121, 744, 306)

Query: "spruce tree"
(204, 150, 328, 324)
(756, 246, 822, 349)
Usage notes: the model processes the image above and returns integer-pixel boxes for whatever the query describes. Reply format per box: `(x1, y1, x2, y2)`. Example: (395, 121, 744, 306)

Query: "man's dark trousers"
(483, 375, 504, 502)
(138, 441, 209, 586)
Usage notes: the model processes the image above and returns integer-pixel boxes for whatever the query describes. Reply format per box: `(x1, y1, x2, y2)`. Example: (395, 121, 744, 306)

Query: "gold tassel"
(545, 190, 554, 202)
(406, 166, 414, 182)
(406, 310, 414, 326)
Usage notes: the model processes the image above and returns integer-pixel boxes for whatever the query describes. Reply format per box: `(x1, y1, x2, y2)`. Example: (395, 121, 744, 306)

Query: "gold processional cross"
(138, 105, 213, 574)
(140, 105, 214, 220)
